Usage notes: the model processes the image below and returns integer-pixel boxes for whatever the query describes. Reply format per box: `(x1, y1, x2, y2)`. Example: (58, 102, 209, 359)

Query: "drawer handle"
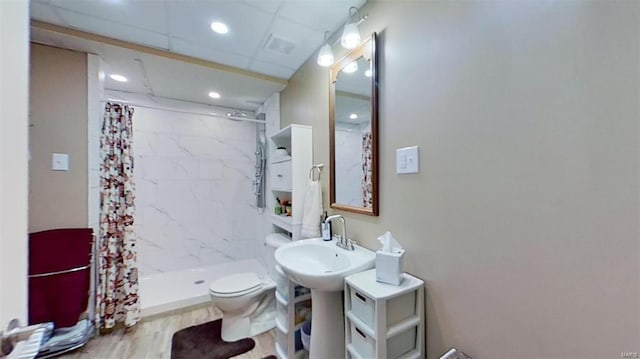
(355, 327, 366, 338)
(277, 174, 283, 178)
(355, 292, 367, 302)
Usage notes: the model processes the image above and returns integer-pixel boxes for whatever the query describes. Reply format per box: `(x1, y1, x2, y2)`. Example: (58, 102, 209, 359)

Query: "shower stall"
(129, 103, 273, 317)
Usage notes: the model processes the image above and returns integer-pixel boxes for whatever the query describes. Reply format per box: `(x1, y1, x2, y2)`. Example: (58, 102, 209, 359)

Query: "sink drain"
(194, 280, 205, 285)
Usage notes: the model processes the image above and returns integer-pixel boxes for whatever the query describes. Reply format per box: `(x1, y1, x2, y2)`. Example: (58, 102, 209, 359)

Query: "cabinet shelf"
(272, 157, 292, 164)
(294, 293, 311, 303)
(276, 317, 288, 334)
(271, 214, 293, 232)
(276, 290, 288, 306)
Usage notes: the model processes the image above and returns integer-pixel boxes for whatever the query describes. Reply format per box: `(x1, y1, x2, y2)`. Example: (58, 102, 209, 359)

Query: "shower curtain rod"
(99, 99, 266, 124)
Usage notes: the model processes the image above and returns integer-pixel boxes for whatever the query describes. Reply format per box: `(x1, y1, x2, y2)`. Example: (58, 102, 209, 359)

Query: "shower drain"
(194, 280, 205, 285)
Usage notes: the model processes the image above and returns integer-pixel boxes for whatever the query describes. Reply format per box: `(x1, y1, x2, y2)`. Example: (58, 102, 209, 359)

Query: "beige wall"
(281, 1, 639, 358)
(29, 43, 88, 233)
(0, 0, 29, 327)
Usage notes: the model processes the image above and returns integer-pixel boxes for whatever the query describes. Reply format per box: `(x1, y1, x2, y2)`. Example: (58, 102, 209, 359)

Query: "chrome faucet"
(324, 214, 355, 250)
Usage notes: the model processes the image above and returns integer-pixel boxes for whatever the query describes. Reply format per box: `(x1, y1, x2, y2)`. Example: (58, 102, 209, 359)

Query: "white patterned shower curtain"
(361, 132, 373, 208)
(96, 102, 140, 330)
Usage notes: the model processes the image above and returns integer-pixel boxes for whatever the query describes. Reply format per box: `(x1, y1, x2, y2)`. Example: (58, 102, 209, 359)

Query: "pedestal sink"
(275, 237, 375, 359)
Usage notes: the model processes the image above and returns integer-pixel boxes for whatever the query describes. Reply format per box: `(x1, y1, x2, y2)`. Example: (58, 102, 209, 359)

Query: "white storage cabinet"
(344, 269, 425, 359)
(269, 124, 313, 240)
(275, 266, 311, 359)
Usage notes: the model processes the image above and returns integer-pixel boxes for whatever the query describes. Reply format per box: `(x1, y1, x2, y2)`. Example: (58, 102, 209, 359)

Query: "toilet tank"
(264, 233, 291, 279)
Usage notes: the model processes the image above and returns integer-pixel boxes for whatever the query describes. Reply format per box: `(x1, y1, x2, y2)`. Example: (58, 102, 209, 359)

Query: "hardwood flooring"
(58, 305, 277, 359)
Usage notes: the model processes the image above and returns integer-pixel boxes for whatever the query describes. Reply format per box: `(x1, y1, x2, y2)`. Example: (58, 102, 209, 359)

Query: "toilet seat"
(209, 272, 263, 298)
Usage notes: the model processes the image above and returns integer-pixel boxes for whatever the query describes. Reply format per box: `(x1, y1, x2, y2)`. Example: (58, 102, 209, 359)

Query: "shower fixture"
(254, 113, 267, 210)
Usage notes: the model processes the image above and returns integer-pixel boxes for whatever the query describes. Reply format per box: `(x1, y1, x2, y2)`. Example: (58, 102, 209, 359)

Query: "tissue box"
(375, 249, 405, 285)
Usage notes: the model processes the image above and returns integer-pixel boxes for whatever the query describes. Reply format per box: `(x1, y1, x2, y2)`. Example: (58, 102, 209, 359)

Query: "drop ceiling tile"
(248, 59, 295, 79)
(30, 2, 66, 26)
(254, 17, 323, 68)
(137, 52, 284, 111)
(278, 0, 367, 31)
(57, 9, 170, 49)
(170, 38, 252, 70)
(166, 1, 274, 58)
(49, 0, 168, 33)
(238, 0, 284, 14)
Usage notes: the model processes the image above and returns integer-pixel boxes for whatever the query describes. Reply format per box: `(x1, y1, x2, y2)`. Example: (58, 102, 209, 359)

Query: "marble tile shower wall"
(335, 124, 367, 207)
(133, 107, 259, 276)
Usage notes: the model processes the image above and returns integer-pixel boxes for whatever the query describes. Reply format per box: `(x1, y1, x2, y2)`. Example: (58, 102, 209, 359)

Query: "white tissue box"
(375, 249, 405, 285)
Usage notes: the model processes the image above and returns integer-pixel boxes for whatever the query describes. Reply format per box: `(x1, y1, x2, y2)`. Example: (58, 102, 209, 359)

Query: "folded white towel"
(301, 179, 322, 239)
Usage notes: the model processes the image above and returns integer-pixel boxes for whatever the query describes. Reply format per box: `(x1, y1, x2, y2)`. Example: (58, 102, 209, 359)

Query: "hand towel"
(301, 179, 322, 239)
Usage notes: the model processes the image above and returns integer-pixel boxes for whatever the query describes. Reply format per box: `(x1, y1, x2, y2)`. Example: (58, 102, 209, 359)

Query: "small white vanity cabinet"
(344, 269, 425, 359)
(269, 124, 312, 240)
(275, 266, 312, 359)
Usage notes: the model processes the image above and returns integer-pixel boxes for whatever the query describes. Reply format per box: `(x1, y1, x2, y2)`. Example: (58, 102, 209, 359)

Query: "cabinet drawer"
(350, 289, 416, 329)
(271, 160, 292, 191)
(348, 323, 417, 359)
(350, 324, 375, 358)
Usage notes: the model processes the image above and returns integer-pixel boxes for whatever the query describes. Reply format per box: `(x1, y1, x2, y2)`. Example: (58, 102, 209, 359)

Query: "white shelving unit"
(270, 124, 313, 359)
(269, 124, 312, 240)
(344, 270, 425, 359)
(275, 266, 312, 359)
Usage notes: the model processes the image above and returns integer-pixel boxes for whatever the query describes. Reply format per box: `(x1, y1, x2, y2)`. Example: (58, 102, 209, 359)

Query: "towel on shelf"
(300, 179, 322, 239)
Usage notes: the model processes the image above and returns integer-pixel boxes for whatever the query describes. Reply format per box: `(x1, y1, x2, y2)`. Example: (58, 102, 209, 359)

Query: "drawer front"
(350, 290, 375, 329)
(271, 161, 292, 191)
(350, 324, 375, 358)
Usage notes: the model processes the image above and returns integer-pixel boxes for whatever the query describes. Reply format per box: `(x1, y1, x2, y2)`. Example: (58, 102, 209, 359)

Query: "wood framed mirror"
(330, 33, 378, 216)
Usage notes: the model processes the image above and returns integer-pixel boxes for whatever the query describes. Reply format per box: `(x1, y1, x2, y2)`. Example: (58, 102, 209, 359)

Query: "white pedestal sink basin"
(275, 238, 375, 359)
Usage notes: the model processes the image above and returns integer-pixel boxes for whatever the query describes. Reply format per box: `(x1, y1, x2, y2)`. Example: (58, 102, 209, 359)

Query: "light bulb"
(343, 61, 358, 73)
(340, 23, 361, 49)
(109, 74, 128, 82)
(317, 43, 334, 67)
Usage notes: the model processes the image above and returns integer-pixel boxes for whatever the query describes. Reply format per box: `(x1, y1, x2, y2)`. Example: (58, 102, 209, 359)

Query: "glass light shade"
(340, 23, 361, 49)
(343, 61, 358, 73)
(317, 43, 335, 67)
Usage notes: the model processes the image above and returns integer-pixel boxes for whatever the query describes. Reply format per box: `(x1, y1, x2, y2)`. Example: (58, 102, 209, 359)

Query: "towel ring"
(309, 164, 324, 181)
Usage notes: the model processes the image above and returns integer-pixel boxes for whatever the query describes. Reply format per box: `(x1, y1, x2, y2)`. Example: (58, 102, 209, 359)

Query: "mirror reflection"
(330, 34, 378, 216)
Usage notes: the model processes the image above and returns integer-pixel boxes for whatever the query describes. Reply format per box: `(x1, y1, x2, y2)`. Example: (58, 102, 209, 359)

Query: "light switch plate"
(396, 146, 419, 174)
(52, 153, 69, 171)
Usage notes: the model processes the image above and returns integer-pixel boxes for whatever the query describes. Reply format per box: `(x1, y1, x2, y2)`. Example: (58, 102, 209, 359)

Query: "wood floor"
(59, 305, 277, 359)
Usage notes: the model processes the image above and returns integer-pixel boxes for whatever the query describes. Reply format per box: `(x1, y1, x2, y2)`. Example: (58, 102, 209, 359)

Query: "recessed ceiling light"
(210, 21, 229, 34)
(110, 74, 128, 82)
(208, 91, 221, 99)
(349, 113, 358, 120)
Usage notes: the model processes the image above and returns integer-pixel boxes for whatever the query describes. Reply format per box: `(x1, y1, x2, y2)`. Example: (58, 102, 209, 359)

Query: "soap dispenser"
(321, 211, 331, 241)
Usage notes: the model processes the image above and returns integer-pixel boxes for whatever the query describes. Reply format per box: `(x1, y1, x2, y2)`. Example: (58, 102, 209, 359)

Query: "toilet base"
(220, 293, 276, 341)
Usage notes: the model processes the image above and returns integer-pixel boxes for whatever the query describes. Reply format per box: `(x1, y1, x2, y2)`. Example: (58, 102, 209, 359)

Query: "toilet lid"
(209, 272, 262, 296)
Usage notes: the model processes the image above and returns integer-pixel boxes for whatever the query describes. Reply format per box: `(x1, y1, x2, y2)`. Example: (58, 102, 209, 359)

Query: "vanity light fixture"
(343, 61, 358, 73)
(317, 31, 335, 67)
(210, 21, 229, 34)
(109, 74, 128, 82)
(208, 91, 221, 99)
(349, 113, 358, 120)
(340, 7, 361, 49)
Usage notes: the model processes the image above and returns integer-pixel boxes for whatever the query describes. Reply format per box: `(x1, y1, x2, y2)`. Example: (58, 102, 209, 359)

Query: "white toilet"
(209, 233, 289, 342)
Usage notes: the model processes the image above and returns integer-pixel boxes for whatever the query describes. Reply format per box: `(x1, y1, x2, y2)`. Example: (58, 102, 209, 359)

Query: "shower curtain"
(361, 132, 373, 208)
(96, 103, 140, 330)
